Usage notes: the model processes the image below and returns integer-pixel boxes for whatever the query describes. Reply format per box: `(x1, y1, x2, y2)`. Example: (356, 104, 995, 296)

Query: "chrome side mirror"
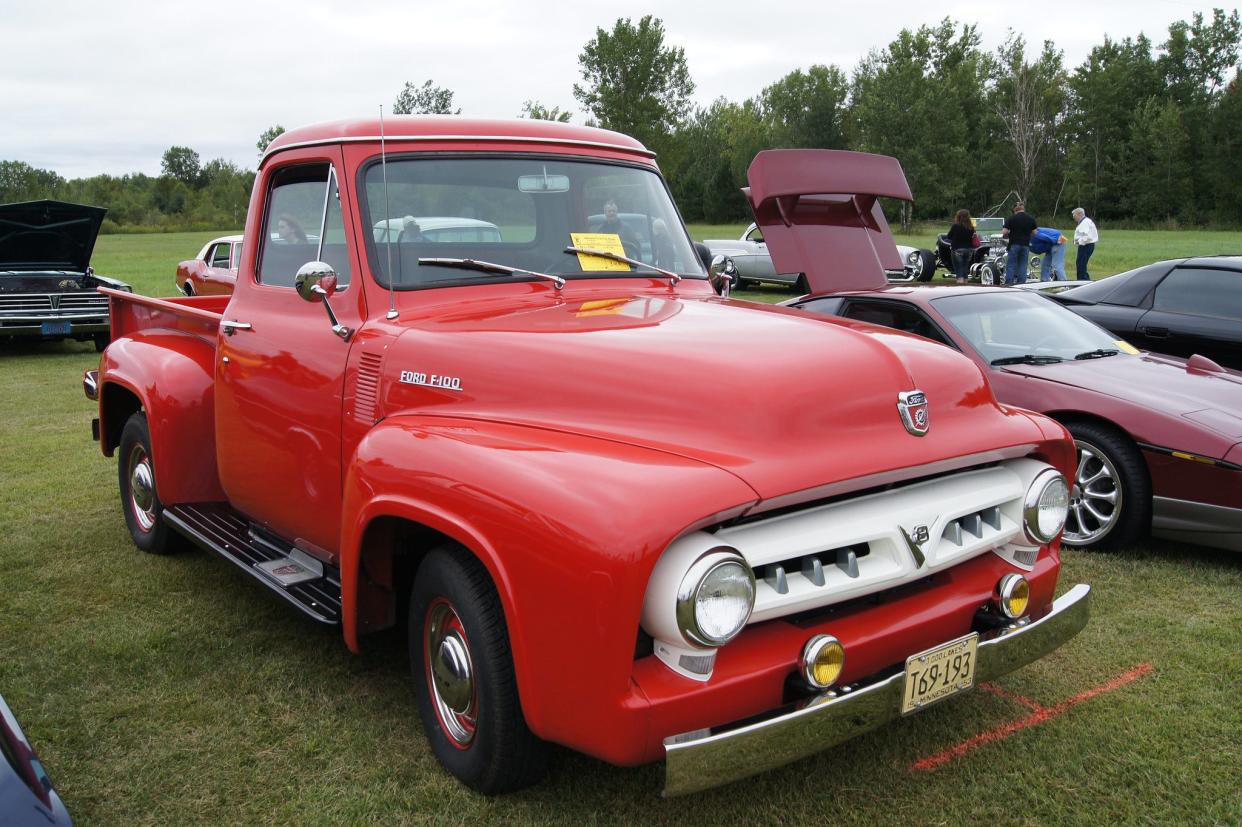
(294, 261, 351, 340)
(709, 254, 738, 297)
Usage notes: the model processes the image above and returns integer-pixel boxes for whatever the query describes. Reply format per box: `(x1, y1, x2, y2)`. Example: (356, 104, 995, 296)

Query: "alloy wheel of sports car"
(1062, 422, 1150, 549)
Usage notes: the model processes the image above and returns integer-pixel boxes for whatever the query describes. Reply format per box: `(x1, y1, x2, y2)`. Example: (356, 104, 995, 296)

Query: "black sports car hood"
(0, 200, 107, 273)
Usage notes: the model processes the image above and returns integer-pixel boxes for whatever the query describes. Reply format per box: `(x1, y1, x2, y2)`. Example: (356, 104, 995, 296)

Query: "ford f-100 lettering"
(83, 118, 1090, 796)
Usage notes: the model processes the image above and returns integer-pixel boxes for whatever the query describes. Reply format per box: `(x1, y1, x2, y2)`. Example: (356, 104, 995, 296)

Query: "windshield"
(932, 292, 1127, 364)
(360, 157, 705, 289)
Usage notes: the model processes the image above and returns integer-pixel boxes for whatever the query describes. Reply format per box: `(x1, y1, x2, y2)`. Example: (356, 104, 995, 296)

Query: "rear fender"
(98, 329, 225, 504)
(339, 415, 757, 748)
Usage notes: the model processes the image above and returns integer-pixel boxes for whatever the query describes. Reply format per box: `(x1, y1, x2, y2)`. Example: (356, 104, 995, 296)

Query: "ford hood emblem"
(897, 390, 929, 436)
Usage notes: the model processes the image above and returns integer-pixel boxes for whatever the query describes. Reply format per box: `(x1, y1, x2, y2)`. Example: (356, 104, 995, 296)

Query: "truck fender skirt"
(98, 331, 225, 504)
(338, 414, 757, 753)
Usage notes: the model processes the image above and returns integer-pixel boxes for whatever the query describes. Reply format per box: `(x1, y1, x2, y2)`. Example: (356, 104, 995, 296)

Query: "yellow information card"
(570, 233, 630, 271)
(1115, 340, 1140, 355)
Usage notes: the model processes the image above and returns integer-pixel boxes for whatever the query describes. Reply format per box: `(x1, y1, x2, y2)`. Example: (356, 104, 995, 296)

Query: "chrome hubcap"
(1063, 441, 1122, 546)
(425, 599, 476, 747)
(127, 444, 156, 533)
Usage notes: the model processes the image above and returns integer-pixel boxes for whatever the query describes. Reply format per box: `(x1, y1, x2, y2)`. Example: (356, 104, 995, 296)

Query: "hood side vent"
(355, 351, 384, 423)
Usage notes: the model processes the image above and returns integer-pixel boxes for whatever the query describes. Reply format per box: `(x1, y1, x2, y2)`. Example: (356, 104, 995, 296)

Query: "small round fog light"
(801, 635, 845, 689)
(995, 573, 1030, 619)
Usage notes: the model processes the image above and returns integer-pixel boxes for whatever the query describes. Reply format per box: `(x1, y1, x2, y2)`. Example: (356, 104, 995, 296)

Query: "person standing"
(1072, 207, 1098, 280)
(1029, 226, 1068, 281)
(946, 209, 976, 284)
(1001, 202, 1038, 285)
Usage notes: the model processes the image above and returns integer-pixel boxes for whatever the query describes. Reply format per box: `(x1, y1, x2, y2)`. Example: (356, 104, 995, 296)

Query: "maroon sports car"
(731, 148, 1242, 552)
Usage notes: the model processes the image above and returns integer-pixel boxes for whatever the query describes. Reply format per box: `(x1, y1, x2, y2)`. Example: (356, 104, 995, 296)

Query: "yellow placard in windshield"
(1115, 340, 1140, 355)
(570, 233, 630, 271)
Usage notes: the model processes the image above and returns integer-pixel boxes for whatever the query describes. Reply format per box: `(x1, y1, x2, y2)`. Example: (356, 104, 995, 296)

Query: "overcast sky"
(3, 0, 1216, 178)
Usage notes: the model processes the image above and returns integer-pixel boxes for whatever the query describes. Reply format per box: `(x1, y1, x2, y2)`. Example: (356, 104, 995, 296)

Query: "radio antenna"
(381, 105, 398, 320)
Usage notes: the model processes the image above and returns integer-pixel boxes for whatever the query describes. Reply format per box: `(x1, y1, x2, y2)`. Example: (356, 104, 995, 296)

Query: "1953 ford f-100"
(83, 117, 1089, 796)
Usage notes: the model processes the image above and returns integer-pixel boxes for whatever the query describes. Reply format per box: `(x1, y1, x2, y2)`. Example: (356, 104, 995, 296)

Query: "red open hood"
(744, 149, 911, 293)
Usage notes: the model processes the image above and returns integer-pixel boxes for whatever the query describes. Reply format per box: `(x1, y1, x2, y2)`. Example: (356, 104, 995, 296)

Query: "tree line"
(2, 9, 1238, 232)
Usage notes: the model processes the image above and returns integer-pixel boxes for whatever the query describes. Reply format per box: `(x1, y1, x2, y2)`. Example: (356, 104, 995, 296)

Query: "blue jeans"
(1076, 243, 1095, 280)
(1006, 245, 1030, 284)
(952, 248, 972, 280)
(1039, 244, 1067, 281)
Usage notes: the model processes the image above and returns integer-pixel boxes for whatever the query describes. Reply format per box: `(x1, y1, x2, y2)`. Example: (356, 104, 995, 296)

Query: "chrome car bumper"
(663, 583, 1091, 797)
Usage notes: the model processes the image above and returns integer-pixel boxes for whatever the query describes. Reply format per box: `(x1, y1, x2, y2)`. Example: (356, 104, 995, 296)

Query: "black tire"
(915, 249, 936, 282)
(794, 274, 809, 294)
(980, 261, 999, 286)
(93, 333, 110, 352)
(117, 412, 179, 554)
(410, 546, 546, 794)
(1061, 421, 1151, 550)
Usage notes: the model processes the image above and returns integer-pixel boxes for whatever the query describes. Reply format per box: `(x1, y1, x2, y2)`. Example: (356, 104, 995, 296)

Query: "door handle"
(1142, 326, 1169, 338)
(220, 319, 252, 336)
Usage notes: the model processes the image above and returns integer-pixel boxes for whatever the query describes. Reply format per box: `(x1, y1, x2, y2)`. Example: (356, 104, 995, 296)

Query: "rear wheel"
(914, 249, 936, 281)
(118, 412, 178, 554)
(1061, 421, 1150, 549)
(980, 261, 999, 286)
(410, 546, 546, 794)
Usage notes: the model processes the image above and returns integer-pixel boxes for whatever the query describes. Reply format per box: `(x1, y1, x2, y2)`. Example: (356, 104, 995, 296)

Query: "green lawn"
(2, 232, 1241, 824)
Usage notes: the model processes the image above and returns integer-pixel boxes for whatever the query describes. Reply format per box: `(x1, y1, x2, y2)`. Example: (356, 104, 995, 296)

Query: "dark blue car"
(0, 693, 72, 826)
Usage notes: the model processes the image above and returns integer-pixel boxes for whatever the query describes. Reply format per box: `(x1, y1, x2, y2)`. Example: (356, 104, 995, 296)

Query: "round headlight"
(995, 573, 1030, 619)
(1024, 469, 1069, 544)
(676, 555, 755, 647)
(801, 635, 845, 689)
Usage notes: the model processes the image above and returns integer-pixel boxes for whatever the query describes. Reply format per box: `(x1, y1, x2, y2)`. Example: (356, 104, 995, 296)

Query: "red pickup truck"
(84, 117, 1090, 796)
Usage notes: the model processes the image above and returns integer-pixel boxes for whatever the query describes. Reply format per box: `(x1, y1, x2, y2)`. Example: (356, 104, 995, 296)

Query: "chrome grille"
(58, 292, 108, 311)
(0, 294, 55, 312)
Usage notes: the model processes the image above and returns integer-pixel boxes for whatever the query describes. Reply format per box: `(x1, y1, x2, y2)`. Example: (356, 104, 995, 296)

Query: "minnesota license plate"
(41, 320, 72, 336)
(901, 633, 978, 714)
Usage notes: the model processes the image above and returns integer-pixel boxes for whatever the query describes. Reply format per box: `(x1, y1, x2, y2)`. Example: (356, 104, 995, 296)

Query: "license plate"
(901, 633, 978, 714)
(41, 320, 72, 336)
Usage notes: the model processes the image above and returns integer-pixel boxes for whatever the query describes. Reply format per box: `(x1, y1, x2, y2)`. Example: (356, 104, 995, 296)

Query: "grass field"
(2, 232, 1241, 825)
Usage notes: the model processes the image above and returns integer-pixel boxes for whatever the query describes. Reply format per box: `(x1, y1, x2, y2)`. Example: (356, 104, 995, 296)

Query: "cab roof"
(262, 117, 653, 166)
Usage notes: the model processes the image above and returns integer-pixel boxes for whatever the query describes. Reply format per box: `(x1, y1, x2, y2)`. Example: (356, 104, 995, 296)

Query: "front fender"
(340, 414, 758, 755)
(99, 330, 224, 504)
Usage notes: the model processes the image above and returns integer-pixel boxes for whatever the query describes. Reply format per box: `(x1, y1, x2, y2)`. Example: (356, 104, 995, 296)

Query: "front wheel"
(1061, 421, 1151, 549)
(979, 261, 999, 286)
(914, 249, 936, 281)
(117, 412, 179, 554)
(410, 546, 546, 794)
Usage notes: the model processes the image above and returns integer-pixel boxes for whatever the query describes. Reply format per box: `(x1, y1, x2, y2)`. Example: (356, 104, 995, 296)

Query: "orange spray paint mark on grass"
(911, 662, 1154, 772)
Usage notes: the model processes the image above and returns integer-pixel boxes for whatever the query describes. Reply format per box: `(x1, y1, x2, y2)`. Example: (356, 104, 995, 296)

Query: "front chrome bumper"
(663, 583, 1091, 797)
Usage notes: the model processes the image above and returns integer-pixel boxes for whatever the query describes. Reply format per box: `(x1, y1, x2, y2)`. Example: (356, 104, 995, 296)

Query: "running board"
(162, 503, 342, 625)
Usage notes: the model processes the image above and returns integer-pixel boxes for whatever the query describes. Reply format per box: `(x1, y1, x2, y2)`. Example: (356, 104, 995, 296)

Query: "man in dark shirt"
(591, 199, 639, 258)
(1001, 203, 1038, 285)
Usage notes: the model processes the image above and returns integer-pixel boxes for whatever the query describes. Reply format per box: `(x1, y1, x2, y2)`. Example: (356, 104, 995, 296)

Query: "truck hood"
(0, 200, 106, 274)
(378, 291, 1051, 503)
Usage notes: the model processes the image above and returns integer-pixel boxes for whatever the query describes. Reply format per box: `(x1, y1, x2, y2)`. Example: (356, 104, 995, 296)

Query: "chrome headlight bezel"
(1023, 468, 1070, 544)
(674, 551, 756, 647)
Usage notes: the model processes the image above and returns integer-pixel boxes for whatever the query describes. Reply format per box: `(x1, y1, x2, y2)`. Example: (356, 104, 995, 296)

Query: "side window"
(841, 300, 952, 346)
(259, 164, 352, 288)
(231, 243, 243, 269)
(746, 226, 764, 243)
(1152, 268, 1241, 320)
(208, 244, 231, 268)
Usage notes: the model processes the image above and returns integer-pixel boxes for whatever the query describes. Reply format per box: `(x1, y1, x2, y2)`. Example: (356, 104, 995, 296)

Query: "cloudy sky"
(3, 0, 1214, 178)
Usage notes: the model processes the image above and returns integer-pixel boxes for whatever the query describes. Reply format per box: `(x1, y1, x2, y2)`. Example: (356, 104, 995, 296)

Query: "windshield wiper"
(1074, 348, 1120, 360)
(562, 246, 681, 283)
(418, 258, 564, 289)
(990, 354, 1066, 366)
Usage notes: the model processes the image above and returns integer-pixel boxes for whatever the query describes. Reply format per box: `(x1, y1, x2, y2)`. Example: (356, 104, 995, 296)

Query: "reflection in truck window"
(259, 163, 351, 288)
(361, 156, 705, 290)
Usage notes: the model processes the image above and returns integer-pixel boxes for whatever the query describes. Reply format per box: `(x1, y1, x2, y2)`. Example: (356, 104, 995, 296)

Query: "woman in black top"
(946, 209, 975, 284)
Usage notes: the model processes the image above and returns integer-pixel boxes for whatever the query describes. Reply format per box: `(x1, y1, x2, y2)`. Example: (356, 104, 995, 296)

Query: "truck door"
(215, 148, 363, 553)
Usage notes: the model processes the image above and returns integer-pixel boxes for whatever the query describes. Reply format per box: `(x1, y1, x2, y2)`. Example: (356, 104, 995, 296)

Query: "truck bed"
(98, 287, 226, 342)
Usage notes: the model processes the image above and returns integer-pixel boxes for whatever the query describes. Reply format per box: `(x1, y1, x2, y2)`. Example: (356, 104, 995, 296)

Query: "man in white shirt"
(1072, 207, 1098, 281)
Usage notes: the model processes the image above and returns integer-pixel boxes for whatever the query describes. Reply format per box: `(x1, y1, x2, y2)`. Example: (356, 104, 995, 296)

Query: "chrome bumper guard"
(663, 583, 1091, 797)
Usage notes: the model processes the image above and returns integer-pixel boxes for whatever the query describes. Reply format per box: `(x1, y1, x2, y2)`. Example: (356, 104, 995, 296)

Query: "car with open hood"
(0, 199, 129, 350)
(745, 150, 1241, 552)
(83, 122, 1088, 796)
